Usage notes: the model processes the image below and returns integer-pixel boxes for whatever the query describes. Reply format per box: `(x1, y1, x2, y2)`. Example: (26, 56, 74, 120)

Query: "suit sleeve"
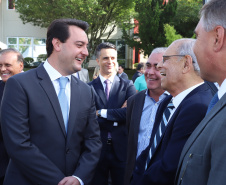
(107, 80, 136, 122)
(0, 77, 65, 185)
(72, 86, 102, 184)
(140, 99, 209, 185)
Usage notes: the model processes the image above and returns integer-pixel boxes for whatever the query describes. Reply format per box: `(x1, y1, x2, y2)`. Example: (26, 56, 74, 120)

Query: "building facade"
(0, 0, 148, 68)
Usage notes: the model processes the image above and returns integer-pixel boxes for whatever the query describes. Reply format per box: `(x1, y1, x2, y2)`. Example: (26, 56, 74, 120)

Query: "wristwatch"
(97, 110, 101, 117)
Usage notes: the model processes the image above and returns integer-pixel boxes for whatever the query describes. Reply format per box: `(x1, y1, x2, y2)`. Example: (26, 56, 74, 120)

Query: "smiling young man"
(129, 38, 213, 185)
(1, 19, 102, 185)
(89, 42, 136, 185)
(124, 47, 168, 185)
(0, 48, 24, 185)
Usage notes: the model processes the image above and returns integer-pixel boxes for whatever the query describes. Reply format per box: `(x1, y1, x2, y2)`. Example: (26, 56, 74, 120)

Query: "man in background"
(0, 48, 24, 185)
(89, 42, 136, 185)
(132, 63, 145, 83)
(73, 68, 90, 83)
(124, 47, 167, 185)
(118, 65, 129, 80)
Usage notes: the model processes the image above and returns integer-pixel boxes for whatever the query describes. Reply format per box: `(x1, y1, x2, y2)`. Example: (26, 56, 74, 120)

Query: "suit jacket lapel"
(179, 92, 226, 165)
(107, 76, 120, 107)
(93, 77, 107, 106)
(36, 65, 66, 137)
(67, 76, 80, 139)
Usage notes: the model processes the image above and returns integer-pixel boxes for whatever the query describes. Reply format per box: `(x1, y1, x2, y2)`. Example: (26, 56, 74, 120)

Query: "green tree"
(15, 0, 136, 62)
(171, 0, 202, 38)
(164, 24, 182, 46)
(122, 0, 177, 56)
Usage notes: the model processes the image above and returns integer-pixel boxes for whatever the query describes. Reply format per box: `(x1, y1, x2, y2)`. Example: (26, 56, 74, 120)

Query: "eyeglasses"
(162, 55, 186, 63)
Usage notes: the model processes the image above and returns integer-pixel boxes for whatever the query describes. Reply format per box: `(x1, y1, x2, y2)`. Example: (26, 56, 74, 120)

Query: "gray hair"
(151, 47, 167, 55)
(200, 0, 226, 32)
(0, 48, 24, 63)
(176, 38, 200, 72)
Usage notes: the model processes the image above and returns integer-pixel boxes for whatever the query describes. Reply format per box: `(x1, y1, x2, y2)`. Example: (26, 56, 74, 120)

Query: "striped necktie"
(146, 100, 174, 168)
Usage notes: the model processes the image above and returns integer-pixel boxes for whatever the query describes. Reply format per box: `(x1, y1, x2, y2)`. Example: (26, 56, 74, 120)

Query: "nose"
(82, 47, 89, 56)
(157, 60, 163, 71)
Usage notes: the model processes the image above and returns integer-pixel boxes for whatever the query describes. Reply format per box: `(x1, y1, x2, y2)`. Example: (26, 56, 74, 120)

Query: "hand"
(58, 176, 80, 185)
(121, 100, 127, 108)
(96, 110, 99, 116)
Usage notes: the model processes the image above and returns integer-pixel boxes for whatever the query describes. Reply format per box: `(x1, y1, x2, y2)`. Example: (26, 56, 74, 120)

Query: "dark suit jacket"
(0, 64, 102, 185)
(132, 71, 142, 83)
(130, 83, 213, 185)
(119, 72, 129, 81)
(0, 81, 9, 179)
(124, 90, 146, 185)
(205, 81, 218, 95)
(89, 76, 136, 161)
(175, 91, 226, 185)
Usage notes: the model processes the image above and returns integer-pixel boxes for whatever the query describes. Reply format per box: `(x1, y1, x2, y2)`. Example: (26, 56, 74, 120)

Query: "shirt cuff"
(101, 109, 107, 118)
(72, 176, 84, 185)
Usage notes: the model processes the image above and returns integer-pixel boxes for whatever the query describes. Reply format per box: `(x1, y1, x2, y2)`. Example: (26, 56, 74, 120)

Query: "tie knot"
(58, 77, 68, 89)
(104, 79, 110, 85)
(167, 100, 174, 110)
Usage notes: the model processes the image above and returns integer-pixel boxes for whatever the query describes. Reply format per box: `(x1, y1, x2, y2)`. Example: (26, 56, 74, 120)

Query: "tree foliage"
(171, 0, 202, 37)
(164, 24, 182, 46)
(15, 0, 136, 60)
(122, 0, 177, 56)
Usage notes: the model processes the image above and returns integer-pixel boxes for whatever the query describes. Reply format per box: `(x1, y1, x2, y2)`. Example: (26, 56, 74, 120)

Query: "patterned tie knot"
(167, 100, 174, 110)
(59, 77, 68, 89)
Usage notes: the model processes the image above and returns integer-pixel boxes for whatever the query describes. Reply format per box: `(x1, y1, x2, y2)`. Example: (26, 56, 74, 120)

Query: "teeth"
(160, 73, 166, 76)
(76, 58, 82, 61)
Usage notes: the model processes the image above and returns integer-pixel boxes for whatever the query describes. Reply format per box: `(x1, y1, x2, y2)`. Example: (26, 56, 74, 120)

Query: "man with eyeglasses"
(129, 38, 213, 185)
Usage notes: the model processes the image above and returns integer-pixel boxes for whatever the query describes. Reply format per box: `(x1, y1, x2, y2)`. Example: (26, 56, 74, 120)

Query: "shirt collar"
(172, 82, 204, 109)
(43, 60, 71, 82)
(145, 90, 168, 103)
(218, 78, 226, 99)
(99, 73, 115, 84)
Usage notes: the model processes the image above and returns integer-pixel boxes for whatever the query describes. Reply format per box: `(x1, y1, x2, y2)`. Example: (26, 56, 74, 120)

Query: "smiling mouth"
(160, 72, 166, 76)
(76, 58, 82, 61)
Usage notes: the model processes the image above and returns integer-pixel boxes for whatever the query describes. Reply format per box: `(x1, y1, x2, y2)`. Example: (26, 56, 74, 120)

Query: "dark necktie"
(104, 79, 110, 100)
(58, 77, 69, 133)
(206, 92, 219, 114)
(146, 100, 174, 168)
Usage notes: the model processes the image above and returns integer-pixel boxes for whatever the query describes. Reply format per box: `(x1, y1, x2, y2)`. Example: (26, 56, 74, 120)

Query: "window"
(8, 0, 15, 9)
(7, 37, 47, 61)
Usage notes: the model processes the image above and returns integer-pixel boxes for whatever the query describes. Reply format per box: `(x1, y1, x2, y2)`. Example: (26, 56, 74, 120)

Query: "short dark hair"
(0, 48, 24, 63)
(119, 65, 125, 69)
(136, 63, 144, 70)
(46, 18, 89, 57)
(95, 42, 117, 58)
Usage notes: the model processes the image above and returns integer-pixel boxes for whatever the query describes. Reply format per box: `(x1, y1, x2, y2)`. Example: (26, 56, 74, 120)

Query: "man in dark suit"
(89, 42, 136, 185)
(132, 63, 145, 83)
(118, 65, 129, 80)
(1, 19, 102, 185)
(176, 1, 226, 184)
(124, 47, 167, 185)
(73, 68, 90, 83)
(130, 38, 213, 185)
(0, 48, 24, 185)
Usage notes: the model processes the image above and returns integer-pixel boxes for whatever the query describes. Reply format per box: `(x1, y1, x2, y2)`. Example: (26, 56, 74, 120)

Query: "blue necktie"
(206, 92, 219, 114)
(146, 100, 174, 168)
(104, 79, 110, 100)
(58, 77, 69, 133)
